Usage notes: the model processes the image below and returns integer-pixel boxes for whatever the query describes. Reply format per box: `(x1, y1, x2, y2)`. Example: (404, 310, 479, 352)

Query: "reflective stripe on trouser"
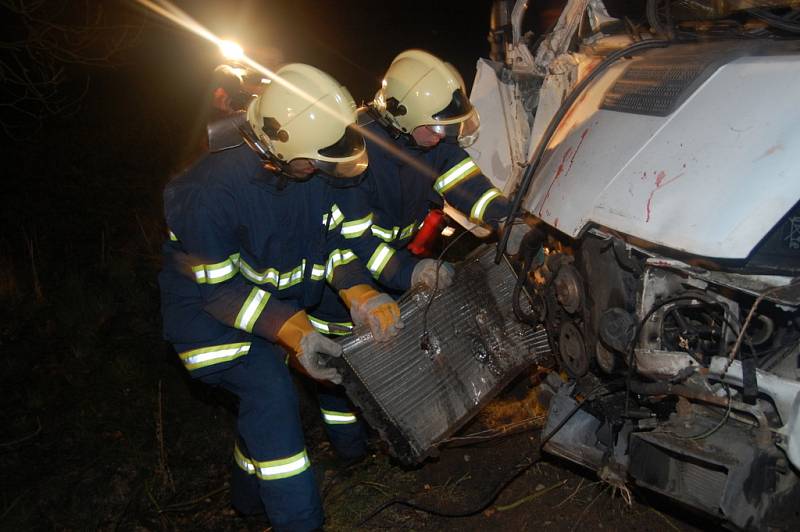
(230, 437, 264, 516)
(318, 386, 367, 460)
(198, 338, 323, 531)
(321, 409, 357, 425)
(235, 440, 311, 480)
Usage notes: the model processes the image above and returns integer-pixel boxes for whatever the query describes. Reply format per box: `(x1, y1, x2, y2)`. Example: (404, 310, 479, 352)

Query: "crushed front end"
(468, 1, 800, 529)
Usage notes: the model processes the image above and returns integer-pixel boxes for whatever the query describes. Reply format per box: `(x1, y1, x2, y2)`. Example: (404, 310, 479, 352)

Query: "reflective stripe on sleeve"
(326, 249, 357, 282)
(398, 220, 418, 241)
(253, 449, 311, 480)
(179, 342, 250, 372)
(234, 287, 270, 332)
(240, 259, 307, 289)
(310, 264, 326, 280)
(370, 224, 397, 242)
(366, 243, 395, 279)
(340, 213, 373, 239)
(234, 442, 256, 475)
(470, 188, 503, 223)
(308, 315, 354, 336)
(433, 157, 480, 194)
(278, 260, 305, 289)
(321, 409, 358, 425)
(322, 204, 345, 230)
(168, 230, 178, 241)
(192, 253, 240, 284)
(239, 260, 280, 286)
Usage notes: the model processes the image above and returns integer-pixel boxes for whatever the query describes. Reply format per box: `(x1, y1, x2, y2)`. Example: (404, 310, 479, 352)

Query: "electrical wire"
(721, 279, 800, 378)
(623, 294, 732, 416)
(669, 383, 732, 441)
(419, 225, 484, 347)
(356, 382, 615, 526)
(439, 416, 546, 447)
(624, 293, 760, 428)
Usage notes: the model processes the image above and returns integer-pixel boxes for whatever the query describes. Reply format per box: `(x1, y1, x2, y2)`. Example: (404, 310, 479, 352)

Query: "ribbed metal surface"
(600, 58, 707, 117)
(600, 43, 759, 117)
(681, 460, 727, 510)
(338, 246, 548, 463)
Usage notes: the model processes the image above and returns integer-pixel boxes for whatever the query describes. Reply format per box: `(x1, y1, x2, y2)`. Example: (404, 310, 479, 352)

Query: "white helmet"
(372, 49, 480, 147)
(245, 63, 367, 178)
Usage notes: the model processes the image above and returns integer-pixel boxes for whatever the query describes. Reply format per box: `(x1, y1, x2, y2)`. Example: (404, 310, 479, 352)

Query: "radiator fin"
(337, 246, 547, 463)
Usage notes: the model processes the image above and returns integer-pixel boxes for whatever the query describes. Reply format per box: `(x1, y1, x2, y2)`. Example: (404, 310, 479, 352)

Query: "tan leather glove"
(339, 284, 403, 342)
(410, 259, 455, 289)
(276, 310, 343, 384)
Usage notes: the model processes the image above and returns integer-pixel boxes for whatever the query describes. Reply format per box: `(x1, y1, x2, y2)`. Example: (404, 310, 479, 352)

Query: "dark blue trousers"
(199, 338, 323, 532)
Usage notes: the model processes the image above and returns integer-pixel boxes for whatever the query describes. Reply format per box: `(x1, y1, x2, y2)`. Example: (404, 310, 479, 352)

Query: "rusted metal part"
(629, 381, 769, 429)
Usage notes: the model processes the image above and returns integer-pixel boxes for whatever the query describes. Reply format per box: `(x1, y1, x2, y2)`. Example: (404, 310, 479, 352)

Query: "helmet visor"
(427, 108, 481, 147)
(312, 150, 369, 179)
(431, 89, 473, 121)
(318, 125, 365, 159)
(314, 125, 368, 178)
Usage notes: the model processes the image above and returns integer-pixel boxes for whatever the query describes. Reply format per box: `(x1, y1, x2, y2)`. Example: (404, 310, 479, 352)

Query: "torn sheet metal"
(533, 0, 589, 73)
(336, 246, 548, 464)
(467, 58, 533, 198)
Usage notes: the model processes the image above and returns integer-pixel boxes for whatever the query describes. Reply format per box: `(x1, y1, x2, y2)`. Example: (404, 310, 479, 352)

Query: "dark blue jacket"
(331, 111, 510, 291)
(159, 144, 372, 359)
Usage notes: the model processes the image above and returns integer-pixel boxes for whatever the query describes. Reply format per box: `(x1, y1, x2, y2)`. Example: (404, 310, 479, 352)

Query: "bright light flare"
(134, 0, 439, 178)
(219, 40, 244, 61)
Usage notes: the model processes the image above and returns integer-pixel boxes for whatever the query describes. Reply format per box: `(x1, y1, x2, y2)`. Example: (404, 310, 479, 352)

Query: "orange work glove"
(339, 284, 403, 342)
(276, 310, 342, 384)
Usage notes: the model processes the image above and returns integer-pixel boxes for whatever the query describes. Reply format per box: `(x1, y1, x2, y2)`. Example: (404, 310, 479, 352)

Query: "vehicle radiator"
(335, 246, 549, 464)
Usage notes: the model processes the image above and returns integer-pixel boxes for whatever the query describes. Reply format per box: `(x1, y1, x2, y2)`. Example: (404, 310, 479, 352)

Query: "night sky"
(131, 0, 497, 157)
(0, 0, 497, 292)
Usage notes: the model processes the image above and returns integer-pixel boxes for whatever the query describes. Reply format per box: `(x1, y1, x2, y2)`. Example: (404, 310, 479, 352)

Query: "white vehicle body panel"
(521, 54, 800, 259)
(467, 60, 518, 197)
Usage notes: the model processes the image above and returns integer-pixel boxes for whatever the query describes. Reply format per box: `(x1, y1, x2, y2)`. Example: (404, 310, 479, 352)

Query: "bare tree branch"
(0, 0, 143, 138)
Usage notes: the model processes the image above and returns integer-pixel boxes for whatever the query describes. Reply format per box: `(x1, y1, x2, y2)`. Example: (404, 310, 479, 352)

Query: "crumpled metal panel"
(336, 246, 549, 464)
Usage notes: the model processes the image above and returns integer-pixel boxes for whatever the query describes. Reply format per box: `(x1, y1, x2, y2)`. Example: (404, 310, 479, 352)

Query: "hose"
(511, 226, 546, 325)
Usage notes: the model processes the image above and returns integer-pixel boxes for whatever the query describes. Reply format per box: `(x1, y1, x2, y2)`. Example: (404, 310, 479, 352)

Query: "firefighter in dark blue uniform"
(159, 64, 402, 531)
(308, 49, 516, 335)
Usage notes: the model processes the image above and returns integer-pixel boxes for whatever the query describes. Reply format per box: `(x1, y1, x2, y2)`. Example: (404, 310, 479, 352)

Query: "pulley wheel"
(558, 321, 589, 377)
(554, 264, 583, 314)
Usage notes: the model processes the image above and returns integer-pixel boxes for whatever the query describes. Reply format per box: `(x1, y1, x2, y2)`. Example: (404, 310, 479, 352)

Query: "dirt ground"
(0, 295, 712, 531)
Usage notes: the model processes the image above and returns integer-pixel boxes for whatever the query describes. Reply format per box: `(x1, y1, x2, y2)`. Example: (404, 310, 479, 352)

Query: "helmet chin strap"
(238, 125, 307, 186)
(367, 105, 442, 153)
(367, 105, 417, 147)
(240, 126, 364, 187)
(318, 170, 367, 189)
